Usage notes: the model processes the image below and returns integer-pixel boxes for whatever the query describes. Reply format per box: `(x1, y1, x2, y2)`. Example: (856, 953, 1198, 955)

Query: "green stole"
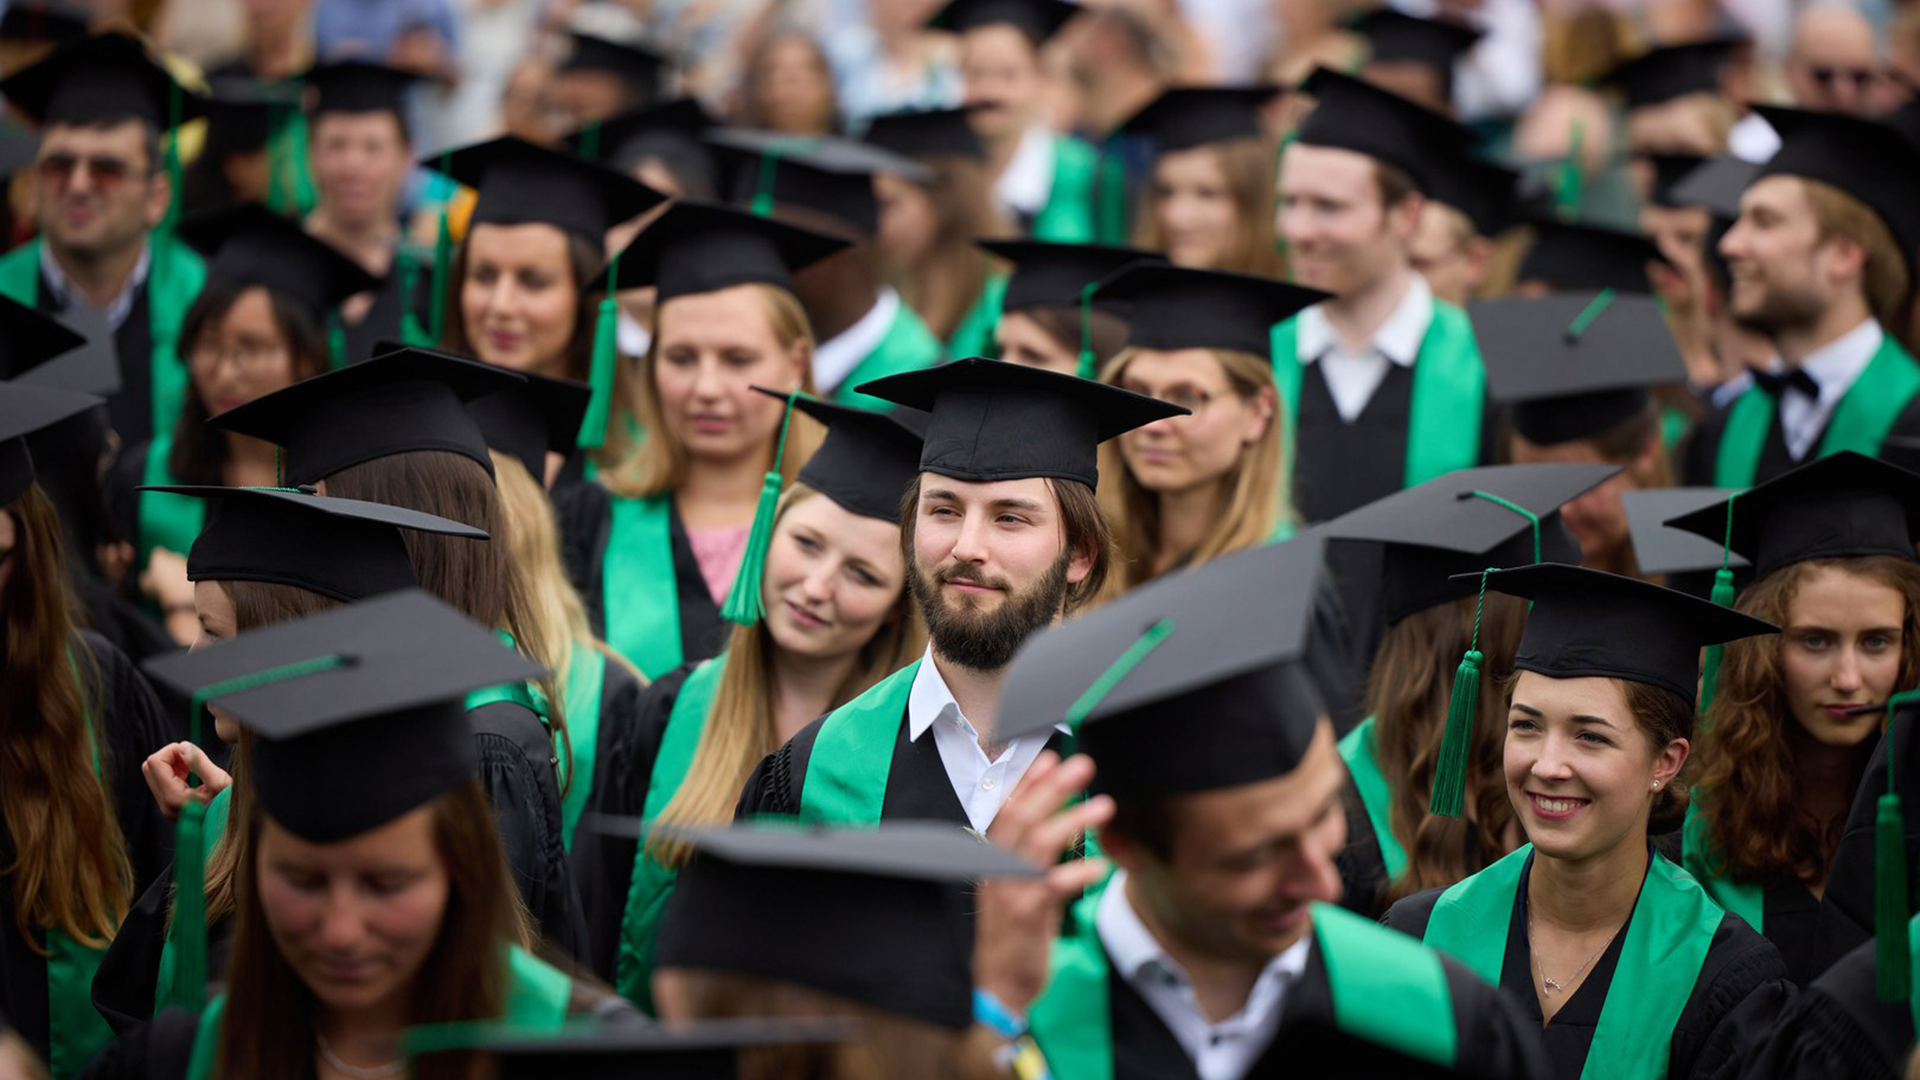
(1423, 845, 1723, 1080)
(155, 787, 233, 1018)
(1028, 894, 1458, 1079)
(1270, 301, 1486, 492)
(796, 662, 922, 824)
(1677, 799, 1765, 933)
(0, 234, 207, 442)
(1031, 134, 1126, 244)
(1337, 717, 1407, 881)
(828, 303, 944, 412)
(947, 273, 1008, 361)
(181, 945, 571, 1080)
(601, 494, 684, 681)
(613, 656, 726, 1010)
(556, 645, 609, 851)
(135, 432, 206, 583)
(1713, 335, 1920, 487)
(45, 719, 113, 1080)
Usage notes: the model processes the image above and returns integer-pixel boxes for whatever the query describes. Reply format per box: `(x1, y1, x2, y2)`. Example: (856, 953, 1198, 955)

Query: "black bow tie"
(1749, 366, 1819, 399)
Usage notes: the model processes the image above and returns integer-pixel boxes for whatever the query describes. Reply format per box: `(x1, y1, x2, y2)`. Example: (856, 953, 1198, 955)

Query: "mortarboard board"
(752, 388, 927, 521)
(465, 367, 592, 482)
(0, 30, 205, 129)
(434, 135, 665, 243)
(997, 533, 1327, 796)
(563, 96, 714, 174)
(304, 59, 418, 120)
(1322, 462, 1615, 624)
(0, 378, 99, 503)
(1645, 152, 1706, 209)
(976, 239, 1163, 312)
(591, 199, 850, 301)
(0, 2, 89, 44)
(1621, 487, 1751, 577)
(1750, 106, 1920, 274)
(925, 0, 1082, 44)
(856, 356, 1186, 488)
(1516, 219, 1668, 294)
(1292, 67, 1476, 194)
(559, 30, 670, 96)
(862, 107, 984, 161)
(1459, 563, 1776, 700)
(1112, 85, 1283, 154)
(1426, 153, 1520, 237)
(200, 76, 300, 154)
(1663, 451, 1920, 581)
(1093, 262, 1328, 357)
(647, 820, 1038, 1029)
(1472, 291, 1686, 444)
(1604, 39, 1738, 110)
(1666, 155, 1756, 222)
(1356, 10, 1483, 97)
(137, 484, 486, 602)
(411, 1020, 857, 1080)
(177, 203, 378, 325)
(710, 130, 929, 236)
(206, 345, 527, 485)
(0, 290, 86, 380)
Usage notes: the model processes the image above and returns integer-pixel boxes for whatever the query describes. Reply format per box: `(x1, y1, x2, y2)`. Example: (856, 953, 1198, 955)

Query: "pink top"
(686, 524, 752, 607)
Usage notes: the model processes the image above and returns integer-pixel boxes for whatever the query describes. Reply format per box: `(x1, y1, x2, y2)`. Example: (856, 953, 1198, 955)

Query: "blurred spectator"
(734, 28, 840, 133)
(1782, 2, 1878, 113)
(498, 53, 560, 143)
(1065, 3, 1174, 136)
(1179, 0, 1274, 80)
(1883, 2, 1920, 111)
(203, 0, 313, 80)
(820, 0, 959, 123)
(1392, 0, 1541, 121)
(313, 0, 458, 80)
(1267, 0, 1364, 88)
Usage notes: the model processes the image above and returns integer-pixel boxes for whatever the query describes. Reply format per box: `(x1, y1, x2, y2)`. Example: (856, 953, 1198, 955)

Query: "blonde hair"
(1134, 136, 1286, 279)
(649, 484, 925, 864)
(1096, 346, 1292, 591)
(601, 284, 822, 498)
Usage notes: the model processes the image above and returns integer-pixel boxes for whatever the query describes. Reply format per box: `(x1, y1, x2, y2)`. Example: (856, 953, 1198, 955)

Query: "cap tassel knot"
(719, 390, 801, 625)
(1076, 282, 1098, 381)
(1699, 493, 1740, 715)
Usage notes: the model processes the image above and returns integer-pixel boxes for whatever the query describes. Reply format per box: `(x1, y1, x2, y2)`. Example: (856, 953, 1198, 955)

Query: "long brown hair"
(887, 155, 1010, 338)
(214, 782, 530, 1080)
(1695, 556, 1920, 886)
(649, 485, 925, 864)
(1, 485, 129, 951)
(1368, 593, 1527, 902)
(1135, 136, 1286, 278)
(170, 281, 330, 484)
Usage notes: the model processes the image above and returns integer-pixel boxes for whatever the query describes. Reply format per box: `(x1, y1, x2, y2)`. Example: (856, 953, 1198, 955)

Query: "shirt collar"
(1097, 869, 1312, 991)
(1295, 273, 1432, 368)
(813, 287, 901, 395)
(996, 123, 1056, 217)
(1785, 317, 1882, 402)
(906, 643, 1070, 742)
(41, 239, 150, 331)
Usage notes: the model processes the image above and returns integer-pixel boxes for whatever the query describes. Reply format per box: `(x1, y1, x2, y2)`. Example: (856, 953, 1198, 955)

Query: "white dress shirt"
(1771, 317, 1882, 461)
(1096, 871, 1310, 1080)
(812, 287, 901, 396)
(41, 239, 149, 331)
(906, 645, 1063, 833)
(1294, 274, 1435, 423)
(995, 123, 1056, 223)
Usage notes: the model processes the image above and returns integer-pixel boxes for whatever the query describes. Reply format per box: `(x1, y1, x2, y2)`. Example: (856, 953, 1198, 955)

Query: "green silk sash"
(603, 493, 683, 680)
(1678, 798, 1765, 932)
(1032, 135, 1106, 243)
(796, 661, 921, 825)
(1424, 845, 1722, 1080)
(947, 272, 1008, 361)
(1714, 336, 1920, 487)
(557, 646, 609, 851)
(829, 303, 944, 411)
(1337, 717, 1407, 881)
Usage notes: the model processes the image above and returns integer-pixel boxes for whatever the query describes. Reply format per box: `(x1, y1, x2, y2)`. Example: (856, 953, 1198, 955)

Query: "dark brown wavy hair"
(170, 280, 331, 485)
(1694, 555, 1920, 886)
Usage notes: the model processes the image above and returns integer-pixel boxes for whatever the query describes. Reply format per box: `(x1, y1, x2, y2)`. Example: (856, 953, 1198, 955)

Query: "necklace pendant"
(1542, 977, 1561, 993)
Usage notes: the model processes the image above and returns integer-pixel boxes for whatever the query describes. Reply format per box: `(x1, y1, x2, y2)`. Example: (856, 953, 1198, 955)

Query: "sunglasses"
(1810, 65, 1875, 89)
(34, 153, 146, 190)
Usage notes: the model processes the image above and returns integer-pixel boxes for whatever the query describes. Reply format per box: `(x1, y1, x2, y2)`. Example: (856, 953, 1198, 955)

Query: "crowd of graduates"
(10, 0, 1920, 1076)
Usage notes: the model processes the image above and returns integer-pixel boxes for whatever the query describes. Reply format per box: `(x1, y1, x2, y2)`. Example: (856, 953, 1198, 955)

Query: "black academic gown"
(2, 632, 174, 1068)
(29, 274, 159, 448)
(563, 656, 662, 984)
(553, 482, 728, 675)
(1385, 860, 1795, 1080)
(1806, 719, 1920, 981)
(1734, 935, 1902, 1080)
(1681, 392, 1920, 487)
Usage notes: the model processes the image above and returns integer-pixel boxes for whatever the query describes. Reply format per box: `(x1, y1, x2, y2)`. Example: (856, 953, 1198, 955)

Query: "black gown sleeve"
(1435, 949, 1556, 1080)
(101, 440, 146, 557)
(733, 716, 826, 820)
(1735, 936, 1899, 1080)
(1681, 404, 1730, 487)
(1380, 885, 1443, 938)
(84, 630, 176, 899)
(1336, 779, 1391, 920)
(73, 1008, 200, 1080)
(1671, 914, 1794, 1080)
(552, 482, 611, 636)
(1876, 393, 1920, 473)
(467, 701, 587, 964)
(1305, 562, 1369, 737)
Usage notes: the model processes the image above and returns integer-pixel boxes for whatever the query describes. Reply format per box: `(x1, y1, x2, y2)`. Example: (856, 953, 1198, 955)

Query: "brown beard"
(908, 549, 1071, 672)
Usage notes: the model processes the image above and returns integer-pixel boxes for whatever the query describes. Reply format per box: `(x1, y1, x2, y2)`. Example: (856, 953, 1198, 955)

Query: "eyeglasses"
(189, 338, 289, 372)
(1810, 65, 1875, 90)
(35, 152, 147, 191)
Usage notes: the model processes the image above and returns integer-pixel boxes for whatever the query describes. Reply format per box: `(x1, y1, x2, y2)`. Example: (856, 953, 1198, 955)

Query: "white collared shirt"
(1772, 317, 1882, 461)
(1096, 871, 1309, 1080)
(995, 123, 1056, 221)
(906, 644, 1063, 833)
(812, 287, 901, 396)
(41, 239, 149, 331)
(1294, 274, 1434, 423)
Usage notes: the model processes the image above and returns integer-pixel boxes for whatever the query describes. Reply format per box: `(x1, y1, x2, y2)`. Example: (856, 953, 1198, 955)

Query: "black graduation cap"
(561, 96, 713, 167)
(136, 485, 486, 602)
(142, 589, 543, 842)
(1292, 66, 1477, 194)
(0, 31, 206, 129)
(0, 290, 86, 380)
(559, 29, 670, 92)
(856, 357, 1186, 488)
(1516, 219, 1667, 294)
(998, 533, 1326, 796)
(466, 368, 592, 482)
(201, 76, 301, 152)
(207, 345, 528, 485)
(0, 378, 99, 504)
(433, 135, 666, 242)
(1094, 262, 1329, 357)
(862, 107, 984, 160)
(591, 199, 851, 301)
(976, 239, 1164, 312)
(1644, 153, 1705, 209)
(650, 821, 1038, 1029)
(1112, 85, 1282, 153)
(925, 0, 1082, 43)
(709, 130, 929, 236)
(415, 1020, 857, 1080)
(1663, 451, 1920, 581)
(1621, 487, 1751, 577)
(1322, 462, 1616, 624)
(1461, 563, 1776, 700)
(0, 2, 89, 44)
(304, 59, 418, 119)
(1426, 153, 1519, 237)
(752, 388, 927, 521)
(1604, 39, 1737, 110)
(1357, 9, 1482, 96)
(1472, 291, 1686, 445)
(177, 203, 379, 324)
(1665, 155, 1756, 221)
(1751, 106, 1920, 272)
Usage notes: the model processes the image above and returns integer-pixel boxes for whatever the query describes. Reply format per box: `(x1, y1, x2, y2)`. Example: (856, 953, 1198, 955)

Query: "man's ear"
(145, 167, 173, 230)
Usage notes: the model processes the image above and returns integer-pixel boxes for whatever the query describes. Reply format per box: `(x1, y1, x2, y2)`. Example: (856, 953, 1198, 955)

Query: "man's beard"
(1730, 277, 1828, 339)
(908, 550, 1072, 673)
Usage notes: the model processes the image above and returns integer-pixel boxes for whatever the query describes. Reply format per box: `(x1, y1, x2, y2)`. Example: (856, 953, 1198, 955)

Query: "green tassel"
(1877, 791, 1910, 1000)
(1432, 568, 1496, 817)
(1563, 288, 1615, 343)
(1065, 618, 1175, 729)
(428, 206, 453, 344)
(578, 119, 601, 162)
(1698, 567, 1737, 713)
(749, 147, 785, 217)
(398, 249, 432, 347)
(162, 81, 183, 232)
(1076, 281, 1097, 380)
(1554, 120, 1583, 220)
(719, 392, 801, 625)
(166, 797, 208, 1010)
(327, 314, 347, 370)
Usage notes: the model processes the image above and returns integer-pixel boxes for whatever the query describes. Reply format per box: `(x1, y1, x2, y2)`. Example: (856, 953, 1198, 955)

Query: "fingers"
(988, 751, 1096, 846)
(1012, 793, 1112, 871)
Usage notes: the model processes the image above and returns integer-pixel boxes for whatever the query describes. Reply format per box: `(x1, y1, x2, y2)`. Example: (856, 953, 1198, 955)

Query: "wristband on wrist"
(973, 988, 1028, 1039)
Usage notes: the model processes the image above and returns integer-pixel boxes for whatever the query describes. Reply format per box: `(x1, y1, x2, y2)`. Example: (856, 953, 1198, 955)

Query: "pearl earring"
(1652, 780, 1662, 790)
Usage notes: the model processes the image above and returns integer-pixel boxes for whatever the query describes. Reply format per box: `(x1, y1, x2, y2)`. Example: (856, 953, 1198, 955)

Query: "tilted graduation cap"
(1666, 154, 1756, 221)
(648, 821, 1038, 1029)
(998, 533, 1327, 796)
(1753, 106, 1920, 273)
(1622, 487, 1751, 577)
(856, 357, 1186, 488)
(1427, 153, 1520, 237)
(465, 367, 592, 483)
(137, 485, 486, 602)
(754, 388, 927, 522)
(1321, 462, 1615, 625)
(1473, 291, 1686, 444)
(592, 199, 851, 301)
(1113, 85, 1282, 154)
(0, 379, 100, 504)
(177, 203, 378, 325)
(409, 1020, 857, 1080)
(1356, 10, 1482, 97)
(925, 0, 1082, 43)
(977, 239, 1163, 312)
(1516, 219, 1667, 293)
(710, 130, 929, 235)
(0, 30, 205, 128)
(304, 59, 418, 119)
(434, 135, 666, 242)
(0, 2, 89, 44)
(1664, 451, 1920, 581)
(207, 345, 528, 484)
(1604, 38, 1738, 110)
(1094, 262, 1329, 357)
(1292, 67, 1477, 194)
(863, 107, 984, 160)
(559, 29, 671, 94)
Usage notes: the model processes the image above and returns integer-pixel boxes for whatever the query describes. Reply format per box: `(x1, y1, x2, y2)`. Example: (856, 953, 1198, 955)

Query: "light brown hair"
(1802, 178, 1913, 337)
(889, 154, 1011, 338)
(1136, 135, 1286, 278)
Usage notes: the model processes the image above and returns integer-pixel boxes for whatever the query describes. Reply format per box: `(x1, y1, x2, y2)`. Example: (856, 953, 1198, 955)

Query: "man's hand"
(141, 742, 231, 822)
